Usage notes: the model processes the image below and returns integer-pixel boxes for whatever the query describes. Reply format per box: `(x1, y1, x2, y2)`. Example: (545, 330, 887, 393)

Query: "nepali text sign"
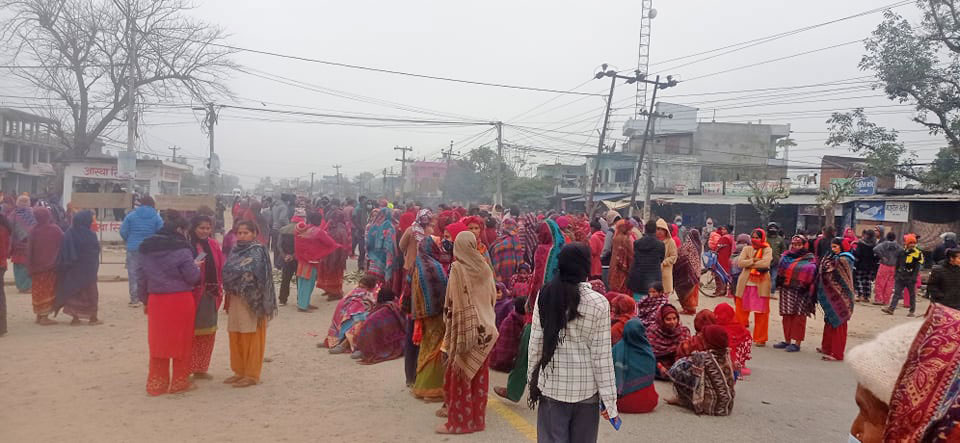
(724, 180, 789, 197)
(855, 201, 909, 222)
(831, 176, 876, 196)
(701, 182, 723, 196)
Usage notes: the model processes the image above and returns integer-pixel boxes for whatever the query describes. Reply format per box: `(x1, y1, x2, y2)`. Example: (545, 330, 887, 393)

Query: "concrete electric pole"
(394, 146, 413, 203)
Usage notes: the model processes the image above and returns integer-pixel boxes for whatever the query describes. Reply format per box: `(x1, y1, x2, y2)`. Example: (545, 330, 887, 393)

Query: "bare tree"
(0, 0, 236, 157)
(746, 179, 789, 227)
(817, 178, 857, 228)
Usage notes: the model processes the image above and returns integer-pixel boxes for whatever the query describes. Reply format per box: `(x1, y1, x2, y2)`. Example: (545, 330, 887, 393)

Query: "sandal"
(232, 377, 257, 388)
(223, 375, 242, 384)
(821, 355, 840, 362)
(170, 382, 198, 394)
(435, 406, 448, 417)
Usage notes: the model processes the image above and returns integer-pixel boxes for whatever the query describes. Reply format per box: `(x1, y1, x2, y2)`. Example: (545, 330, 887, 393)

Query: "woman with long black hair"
(527, 243, 619, 443)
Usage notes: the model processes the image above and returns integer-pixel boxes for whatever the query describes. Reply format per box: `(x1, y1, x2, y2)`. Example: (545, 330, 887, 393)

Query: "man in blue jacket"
(120, 195, 163, 307)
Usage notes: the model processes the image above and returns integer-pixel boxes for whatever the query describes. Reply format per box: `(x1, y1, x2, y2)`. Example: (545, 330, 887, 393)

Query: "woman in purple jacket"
(138, 211, 202, 396)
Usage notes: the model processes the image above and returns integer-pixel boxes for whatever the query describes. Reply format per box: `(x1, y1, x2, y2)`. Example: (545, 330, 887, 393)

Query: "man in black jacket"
(627, 219, 666, 297)
(927, 248, 960, 310)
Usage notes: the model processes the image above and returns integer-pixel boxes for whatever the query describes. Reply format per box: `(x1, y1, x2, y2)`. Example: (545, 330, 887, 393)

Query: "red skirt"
(147, 291, 196, 360)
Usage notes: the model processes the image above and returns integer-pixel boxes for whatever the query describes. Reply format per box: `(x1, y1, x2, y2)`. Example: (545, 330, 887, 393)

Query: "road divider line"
(487, 395, 537, 441)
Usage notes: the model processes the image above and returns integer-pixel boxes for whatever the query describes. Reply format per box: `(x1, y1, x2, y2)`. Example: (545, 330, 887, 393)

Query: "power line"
(184, 39, 605, 97)
(650, 1, 910, 71)
(682, 39, 865, 82)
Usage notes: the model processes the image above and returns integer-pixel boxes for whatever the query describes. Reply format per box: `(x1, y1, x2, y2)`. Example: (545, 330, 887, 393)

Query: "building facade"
(0, 108, 64, 195)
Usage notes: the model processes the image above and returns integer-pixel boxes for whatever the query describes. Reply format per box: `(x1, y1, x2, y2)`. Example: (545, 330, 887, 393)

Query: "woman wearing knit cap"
(846, 319, 924, 442)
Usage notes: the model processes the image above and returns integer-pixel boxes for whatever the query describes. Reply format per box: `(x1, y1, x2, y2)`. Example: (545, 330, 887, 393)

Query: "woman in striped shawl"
(773, 235, 818, 352)
(817, 238, 855, 362)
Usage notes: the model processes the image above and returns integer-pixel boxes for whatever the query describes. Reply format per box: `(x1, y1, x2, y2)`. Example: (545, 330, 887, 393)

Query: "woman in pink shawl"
(323, 274, 378, 354)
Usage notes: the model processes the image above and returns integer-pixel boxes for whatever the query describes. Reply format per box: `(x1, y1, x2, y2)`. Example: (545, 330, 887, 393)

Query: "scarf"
(713, 303, 752, 368)
(193, 237, 219, 286)
(12, 204, 36, 242)
(222, 241, 277, 319)
(613, 318, 656, 397)
(411, 236, 448, 319)
(674, 229, 703, 298)
(817, 251, 855, 327)
(413, 208, 433, 243)
(365, 209, 397, 283)
(885, 304, 960, 442)
(748, 228, 769, 284)
(777, 244, 817, 290)
(646, 304, 691, 358)
(54, 211, 100, 308)
(444, 231, 498, 379)
(519, 213, 539, 267)
(636, 294, 668, 330)
(28, 207, 64, 274)
(490, 218, 523, 283)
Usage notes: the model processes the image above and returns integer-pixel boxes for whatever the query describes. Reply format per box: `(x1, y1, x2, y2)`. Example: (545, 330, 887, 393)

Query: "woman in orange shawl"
(610, 293, 637, 345)
(609, 220, 634, 294)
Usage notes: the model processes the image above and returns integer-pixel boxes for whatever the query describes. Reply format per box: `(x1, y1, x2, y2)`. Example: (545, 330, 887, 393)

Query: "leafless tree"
(0, 0, 236, 157)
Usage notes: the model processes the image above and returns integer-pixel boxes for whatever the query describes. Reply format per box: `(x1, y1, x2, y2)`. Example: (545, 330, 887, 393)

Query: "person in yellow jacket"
(655, 218, 678, 296)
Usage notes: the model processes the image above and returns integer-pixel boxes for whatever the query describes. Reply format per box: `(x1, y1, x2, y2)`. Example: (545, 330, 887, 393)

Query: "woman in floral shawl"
(608, 220, 634, 294)
(673, 229, 702, 315)
(317, 209, 350, 300)
(222, 220, 277, 388)
(646, 303, 691, 377)
(817, 238, 855, 362)
(323, 274, 378, 353)
(667, 325, 736, 416)
(438, 231, 498, 434)
(410, 235, 448, 401)
(714, 302, 752, 378)
(353, 287, 406, 364)
(773, 235, 818, 352)
(11, 195, 36, 292)
(364, 208, 397, 285)
(526, 219, 564, 316)
(490, 218, 522, 284)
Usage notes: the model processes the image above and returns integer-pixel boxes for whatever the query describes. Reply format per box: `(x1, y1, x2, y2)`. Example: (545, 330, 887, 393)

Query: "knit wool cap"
(845, 320, 924, 404)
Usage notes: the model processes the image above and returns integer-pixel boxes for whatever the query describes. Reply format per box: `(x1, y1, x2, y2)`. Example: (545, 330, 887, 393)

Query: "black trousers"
(403, 319, 419, 385)
(278, 259, 297, 304)
(354, 233, 366, 270)
(536, 394, 600, 443)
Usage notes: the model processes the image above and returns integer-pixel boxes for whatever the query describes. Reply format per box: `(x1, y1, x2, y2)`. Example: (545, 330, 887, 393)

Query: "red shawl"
(27, 207, 63, 274)
(294, 222, 339, 263)
(714, 302, 752, 369)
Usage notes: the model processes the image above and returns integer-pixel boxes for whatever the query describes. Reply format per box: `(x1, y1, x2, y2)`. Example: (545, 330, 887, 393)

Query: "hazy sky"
(2, 0, 943, 186)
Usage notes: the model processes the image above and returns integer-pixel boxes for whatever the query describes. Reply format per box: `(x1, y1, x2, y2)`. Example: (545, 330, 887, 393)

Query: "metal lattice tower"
(634, 0, 654, 117)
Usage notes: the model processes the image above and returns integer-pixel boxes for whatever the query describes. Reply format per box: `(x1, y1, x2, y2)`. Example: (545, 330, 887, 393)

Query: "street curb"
(3, 275, 127, 286)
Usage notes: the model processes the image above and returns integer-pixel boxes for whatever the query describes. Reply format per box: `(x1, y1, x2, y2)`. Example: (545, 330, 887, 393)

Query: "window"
(614, 168, 633, 183)
(2, 143, 15, 162)
(38, 148, 48, 163)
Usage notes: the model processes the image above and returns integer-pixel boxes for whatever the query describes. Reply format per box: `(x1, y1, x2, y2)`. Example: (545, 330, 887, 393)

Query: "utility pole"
(309, 172, 315, 197)
(123, 0, 137, 204)
(193, 102, 218, 196)
(626, 74, 679, 219)
(585, 65, 646, 216)
(168, 146, 180, 162)
(440, 140, 455, 202)
(394, 146, 413, 203)
(495, 121, 504, 207)
(382, 168, 388, 197)
(333, 164, 342, 197)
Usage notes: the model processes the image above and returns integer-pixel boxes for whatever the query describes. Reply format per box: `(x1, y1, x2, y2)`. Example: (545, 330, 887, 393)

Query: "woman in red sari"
(188, 215, 224, 379)
(438, 231, 499, 434)
(27, 207, 62, 325)
(609, 220, 634, 294)
(317, 209, 350, 300)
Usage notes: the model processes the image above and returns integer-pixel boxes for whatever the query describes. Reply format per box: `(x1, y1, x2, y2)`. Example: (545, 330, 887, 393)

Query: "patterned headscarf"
(413, 208, 433, 243)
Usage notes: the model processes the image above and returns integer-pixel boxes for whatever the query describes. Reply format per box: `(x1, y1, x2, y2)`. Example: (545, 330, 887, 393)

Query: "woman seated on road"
(847, 305, 960, 443)
(646, 304, 691, 378)
(613, 318, 659, 414)
(636, 282, 668, 330)
(666, 325, 736, 416)
(676, 309, 718, 359)
(609, 293, 637, 345)
(352, 287, 406, 364)
(490, 296, 527, 373)
(322, 274, 378, 355)
(713, 302, 753, 379)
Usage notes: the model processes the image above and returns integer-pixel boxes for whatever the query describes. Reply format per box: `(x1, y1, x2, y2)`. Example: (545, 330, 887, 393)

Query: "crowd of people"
(3, 191, 960, 442)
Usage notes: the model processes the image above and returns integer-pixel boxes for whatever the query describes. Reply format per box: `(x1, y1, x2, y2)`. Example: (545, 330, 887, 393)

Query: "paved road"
(0, 258, 921, 442)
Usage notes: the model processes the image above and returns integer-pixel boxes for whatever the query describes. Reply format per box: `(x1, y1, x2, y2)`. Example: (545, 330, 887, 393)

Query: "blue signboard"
(855, 201, 885, 221)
